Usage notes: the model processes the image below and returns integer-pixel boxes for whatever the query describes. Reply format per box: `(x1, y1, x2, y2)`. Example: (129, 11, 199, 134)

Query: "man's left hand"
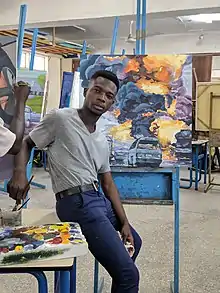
(121, 221, 134, 247)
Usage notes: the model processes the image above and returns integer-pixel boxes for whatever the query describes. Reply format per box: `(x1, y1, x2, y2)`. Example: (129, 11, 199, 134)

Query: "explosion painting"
(80, 55, 192, 168)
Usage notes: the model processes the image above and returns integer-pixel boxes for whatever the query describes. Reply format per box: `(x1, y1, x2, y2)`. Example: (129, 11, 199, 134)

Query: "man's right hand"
(7, 171, 30, 201)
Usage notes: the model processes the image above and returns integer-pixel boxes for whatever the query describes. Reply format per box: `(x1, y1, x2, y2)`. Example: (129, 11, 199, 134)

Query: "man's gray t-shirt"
(29, 108, 110, 194)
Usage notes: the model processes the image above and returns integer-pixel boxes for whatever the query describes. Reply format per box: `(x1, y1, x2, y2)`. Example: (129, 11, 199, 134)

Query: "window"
(20, 51, 48, 72)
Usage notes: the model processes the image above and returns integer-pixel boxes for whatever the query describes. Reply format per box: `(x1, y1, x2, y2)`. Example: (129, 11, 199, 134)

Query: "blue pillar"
(29, 28, 38, 70)
(110, 17, 119, 55)
(135, 0, 141, 55)
(17, 4, 27, 69)
(141, 0, 147, 55)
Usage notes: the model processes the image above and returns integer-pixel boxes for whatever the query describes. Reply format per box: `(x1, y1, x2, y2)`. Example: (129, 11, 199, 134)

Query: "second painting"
(18, 69, 47, 134)
(80, 55, 192, 168)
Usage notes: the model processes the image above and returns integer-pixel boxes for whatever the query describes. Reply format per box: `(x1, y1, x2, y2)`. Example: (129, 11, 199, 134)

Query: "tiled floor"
(0, 169, 220, 292)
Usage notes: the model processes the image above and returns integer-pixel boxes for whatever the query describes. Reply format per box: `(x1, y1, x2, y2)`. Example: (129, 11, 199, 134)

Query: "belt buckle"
(92, 182, 98, 191)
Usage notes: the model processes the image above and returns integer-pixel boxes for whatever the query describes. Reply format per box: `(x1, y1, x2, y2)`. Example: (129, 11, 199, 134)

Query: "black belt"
(55, 182, 98, 200)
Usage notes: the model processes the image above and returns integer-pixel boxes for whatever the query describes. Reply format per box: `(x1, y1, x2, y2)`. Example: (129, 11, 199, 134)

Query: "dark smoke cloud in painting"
(80, 55, 192, 168)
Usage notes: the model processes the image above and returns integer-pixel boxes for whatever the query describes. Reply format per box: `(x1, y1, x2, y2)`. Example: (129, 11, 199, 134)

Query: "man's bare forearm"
(9, 101, 25, 154)
(14, 136, 35, 174)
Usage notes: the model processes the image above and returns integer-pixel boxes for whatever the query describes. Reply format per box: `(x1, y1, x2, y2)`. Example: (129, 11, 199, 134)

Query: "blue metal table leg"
(30, 272, 48, 293)
(70, 257, 77, 293)
(94, 259, 104, 293)
(174, 167, 180, 293)
(54, 271, 60, 293)
(60, 271, 70, 293)
(94, 259, 99, 293)
(195, 146, 199, 190)
(204, 142, 208, 185)
(31, 181, 46, 189)
(180, 167, 193, 189)
(171, 167, 180, 293)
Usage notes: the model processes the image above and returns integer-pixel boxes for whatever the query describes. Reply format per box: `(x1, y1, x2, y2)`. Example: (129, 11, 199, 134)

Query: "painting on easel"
(0, 37, 16, 126)
(0, 37, 16, 180)
(80, 55, 192, 167)
(18, 69, 47, 134)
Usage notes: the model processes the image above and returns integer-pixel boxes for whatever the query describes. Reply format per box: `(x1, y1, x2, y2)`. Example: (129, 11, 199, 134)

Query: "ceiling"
(40, 14, 220, 51)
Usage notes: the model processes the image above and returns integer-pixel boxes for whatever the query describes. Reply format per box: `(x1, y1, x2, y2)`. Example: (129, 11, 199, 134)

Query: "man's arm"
(7, 135, 36, 200)
(7, 109, 57, 200)
(100, 172, 128, 225)
(8, 84, 30, 155)
(100, 172, 134, 246)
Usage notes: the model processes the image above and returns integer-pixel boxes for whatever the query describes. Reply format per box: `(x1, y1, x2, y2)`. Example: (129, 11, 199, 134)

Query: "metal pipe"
(29, 28, 38, 70)
(52, 27, 56, 46)
(82, 40, 87, 55)
(110, 16, 119, 55)
(17, 4, 27, 69)
(135, 0, 141, 55)
(141, 0, 147, 55)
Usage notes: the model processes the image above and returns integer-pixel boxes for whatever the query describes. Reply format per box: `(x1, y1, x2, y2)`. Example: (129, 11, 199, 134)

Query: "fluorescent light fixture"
(187, 13, 220, 23)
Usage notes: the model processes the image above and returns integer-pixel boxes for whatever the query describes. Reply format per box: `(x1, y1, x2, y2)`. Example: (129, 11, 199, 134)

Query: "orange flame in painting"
(150, 118, 188, 147)
(104, 56, 127, 61)
(142, 112, 154, 117)
(142, 55, 187, 82)
(167, 99, 176, 116)
(113, 109, 121, 118)
(124, 58, 140, 73)
(136, 78, 170, 95)
(162, 147, 177, 161)
(109, 120, 133, 141)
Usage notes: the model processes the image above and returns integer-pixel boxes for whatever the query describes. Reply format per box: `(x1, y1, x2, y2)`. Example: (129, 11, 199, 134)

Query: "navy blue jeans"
(56, 190, 142, 293)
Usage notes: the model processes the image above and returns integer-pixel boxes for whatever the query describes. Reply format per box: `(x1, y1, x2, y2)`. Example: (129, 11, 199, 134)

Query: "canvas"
(80, 55, 192, 168)
(17, 69, 47, 134)
(0, 37, 17, 180)
(0, 36, 16, 126)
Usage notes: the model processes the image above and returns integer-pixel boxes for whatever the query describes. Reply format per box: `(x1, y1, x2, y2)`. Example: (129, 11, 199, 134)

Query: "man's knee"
(117, 262, 139, 289)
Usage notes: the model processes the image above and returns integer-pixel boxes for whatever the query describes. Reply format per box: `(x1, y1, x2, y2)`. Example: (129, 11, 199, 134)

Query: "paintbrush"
(17, 198, 31, 211)
(12, 175, 34, 211)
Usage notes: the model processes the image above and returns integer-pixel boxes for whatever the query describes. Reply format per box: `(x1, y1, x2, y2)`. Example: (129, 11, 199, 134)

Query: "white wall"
(95, 32, 220, 55)
(46, 57, 73, 112)
(47, 56, 61, 111)
(0, 0, 220, 29)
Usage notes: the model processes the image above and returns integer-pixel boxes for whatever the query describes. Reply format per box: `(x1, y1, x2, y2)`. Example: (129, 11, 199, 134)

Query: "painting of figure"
(80, 55, 192, 167)
(0, 37, 16, 181)
(0, 37, 16, 126)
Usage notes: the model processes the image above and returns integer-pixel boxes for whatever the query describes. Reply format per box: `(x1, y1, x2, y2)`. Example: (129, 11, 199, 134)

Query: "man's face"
(84, 76, 117, 115)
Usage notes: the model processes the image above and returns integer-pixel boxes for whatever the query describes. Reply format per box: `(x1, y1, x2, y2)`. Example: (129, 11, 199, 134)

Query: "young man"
(0, 84, 30, 157)
(7, 70, 142, 293)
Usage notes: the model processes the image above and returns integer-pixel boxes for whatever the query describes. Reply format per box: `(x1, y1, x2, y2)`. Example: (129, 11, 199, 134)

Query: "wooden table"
(0, 209, 88, 293)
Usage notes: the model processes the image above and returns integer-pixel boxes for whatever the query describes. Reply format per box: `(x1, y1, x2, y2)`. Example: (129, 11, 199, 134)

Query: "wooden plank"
(196, 82, 220, 131)
(0, 29, 90, 56)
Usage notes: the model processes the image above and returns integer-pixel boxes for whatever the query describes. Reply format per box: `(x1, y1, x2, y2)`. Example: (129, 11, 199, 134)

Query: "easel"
(205, 92, 220, 193)
(93, 1, 180, 293)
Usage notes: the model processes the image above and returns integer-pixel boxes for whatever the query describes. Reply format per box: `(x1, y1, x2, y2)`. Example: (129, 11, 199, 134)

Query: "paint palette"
(0, 222, 86, 265)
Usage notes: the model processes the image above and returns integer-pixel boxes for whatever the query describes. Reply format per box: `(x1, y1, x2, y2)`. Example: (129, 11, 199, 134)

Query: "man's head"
(83, 70, 119, 116)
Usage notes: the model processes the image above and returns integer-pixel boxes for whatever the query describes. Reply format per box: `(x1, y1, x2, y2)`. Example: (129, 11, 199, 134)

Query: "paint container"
(0, 209, 22, 227)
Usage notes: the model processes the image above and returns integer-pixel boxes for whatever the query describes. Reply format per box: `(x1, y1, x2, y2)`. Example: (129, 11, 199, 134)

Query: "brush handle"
(13, 175, 34, 211)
